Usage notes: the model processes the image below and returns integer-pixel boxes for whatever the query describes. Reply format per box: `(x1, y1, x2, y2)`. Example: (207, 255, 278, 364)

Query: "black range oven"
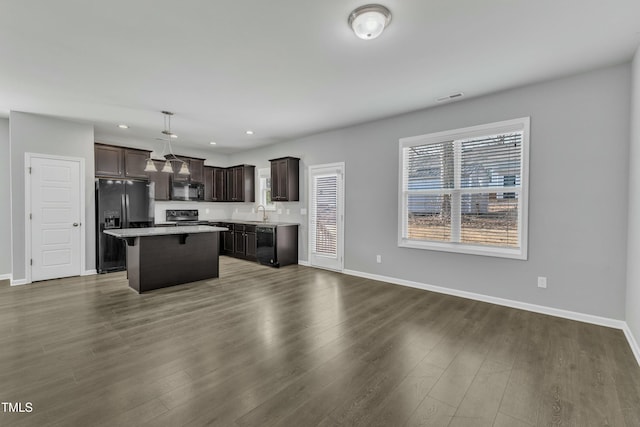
(165, 209, 209, 225)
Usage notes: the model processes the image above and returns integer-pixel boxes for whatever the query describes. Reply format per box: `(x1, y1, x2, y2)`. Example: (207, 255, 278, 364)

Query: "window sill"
(398, 238, 527, 260)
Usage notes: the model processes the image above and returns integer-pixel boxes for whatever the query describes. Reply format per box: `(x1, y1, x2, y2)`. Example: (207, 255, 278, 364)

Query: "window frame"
(257, 167, 276, 211)
(398, 117, 530, 260)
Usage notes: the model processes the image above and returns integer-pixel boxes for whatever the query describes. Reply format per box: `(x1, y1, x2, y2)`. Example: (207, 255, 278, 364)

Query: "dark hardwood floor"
(1, 257, 639, 426)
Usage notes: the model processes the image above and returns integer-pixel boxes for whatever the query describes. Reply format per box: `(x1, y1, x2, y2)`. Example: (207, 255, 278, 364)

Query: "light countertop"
(104, 225, 228, 238)
(217, 220, 299, 227)
(155, 220, 300, 227)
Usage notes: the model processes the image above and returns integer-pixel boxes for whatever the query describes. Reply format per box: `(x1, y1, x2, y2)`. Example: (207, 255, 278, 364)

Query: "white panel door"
(31, 157, 82, 281)
(309, 163, 344, 271)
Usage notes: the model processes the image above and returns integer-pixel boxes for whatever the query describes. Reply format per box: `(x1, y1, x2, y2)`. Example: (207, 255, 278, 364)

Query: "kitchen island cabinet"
(105, 225, 227, 293)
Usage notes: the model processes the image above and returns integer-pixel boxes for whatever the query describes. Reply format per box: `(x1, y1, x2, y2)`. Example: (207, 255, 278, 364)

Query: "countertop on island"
(104, 225, 228, 238)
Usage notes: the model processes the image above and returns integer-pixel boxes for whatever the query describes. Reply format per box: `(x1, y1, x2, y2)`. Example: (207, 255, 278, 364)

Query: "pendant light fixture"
(158, 111, 189, 175)
(348, 4, 391, 40)
(143, 158, 157, 172)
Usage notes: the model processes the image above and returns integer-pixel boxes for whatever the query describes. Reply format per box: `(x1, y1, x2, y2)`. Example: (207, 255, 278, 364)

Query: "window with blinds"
(398, 117, 530, 259)
(310, 174, 338, 257)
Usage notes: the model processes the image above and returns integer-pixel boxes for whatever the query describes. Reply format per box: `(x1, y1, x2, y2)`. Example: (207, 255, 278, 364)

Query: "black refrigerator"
(96, 179, 154, 273)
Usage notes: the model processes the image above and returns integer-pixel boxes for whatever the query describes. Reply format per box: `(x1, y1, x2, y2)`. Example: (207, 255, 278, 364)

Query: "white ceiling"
(1, 1, 639, 154)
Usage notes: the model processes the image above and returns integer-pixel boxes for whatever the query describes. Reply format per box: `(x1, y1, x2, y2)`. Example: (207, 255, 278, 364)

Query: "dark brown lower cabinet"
(218, 222, 256, 261)
(245, 231, 257, 259)
(221, 223, 234, 255)
(234, 225, 246, 257)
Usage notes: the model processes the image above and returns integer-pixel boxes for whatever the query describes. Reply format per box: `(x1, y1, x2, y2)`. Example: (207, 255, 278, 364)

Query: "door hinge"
(29, 213, 32, 220)
(28, 167, 32, 174)
(30, 259, 33, 266)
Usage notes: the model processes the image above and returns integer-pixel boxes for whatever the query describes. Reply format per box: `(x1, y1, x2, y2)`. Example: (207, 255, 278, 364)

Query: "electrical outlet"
(537, 276, 547, 288)
(286, 209, 290, 215)
(376, 255, 382, 263)
(235, 208, 238, 214)
(300, 208, 307, 215)
(277, 209, 282, 214)
(251, 208, 255, 213)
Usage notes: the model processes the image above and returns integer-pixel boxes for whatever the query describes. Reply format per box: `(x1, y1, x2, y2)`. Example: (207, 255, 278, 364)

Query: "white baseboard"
(623, 323, 640, 367)
(82, 269, 97, 276)
(10, 278, 29, 286)
(342, 269, 626, 330)
(0, 273, 11, 281)
(297, 260, 310, 266)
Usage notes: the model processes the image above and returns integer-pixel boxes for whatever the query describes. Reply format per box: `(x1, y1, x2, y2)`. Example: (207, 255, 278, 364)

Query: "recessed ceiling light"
(117, 124, 129, 129)
(245, 130, 254, 135)
(170, 134, 178, 139)
(209, 141, 217, 145)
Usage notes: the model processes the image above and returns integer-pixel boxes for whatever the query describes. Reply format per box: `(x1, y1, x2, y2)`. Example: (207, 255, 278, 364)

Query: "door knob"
(73, 223, 79, 227)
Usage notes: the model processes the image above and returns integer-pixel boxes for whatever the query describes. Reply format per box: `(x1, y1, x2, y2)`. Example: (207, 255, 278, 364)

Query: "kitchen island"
(104, 225, 227, 293)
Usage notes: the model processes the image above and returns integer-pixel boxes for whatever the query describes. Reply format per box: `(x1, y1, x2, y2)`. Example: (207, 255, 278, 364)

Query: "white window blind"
(399, 117, 529, 259)
(310, 174, 338, 257)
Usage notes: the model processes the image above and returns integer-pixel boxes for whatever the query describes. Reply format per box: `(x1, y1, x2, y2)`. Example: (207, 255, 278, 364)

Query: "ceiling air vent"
(436, 92, 464, 102)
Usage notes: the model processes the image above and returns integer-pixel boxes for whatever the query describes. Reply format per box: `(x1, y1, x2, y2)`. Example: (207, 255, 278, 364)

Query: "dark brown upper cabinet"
(124, 149, 150, 179)
(95, 144, 151, 179)
(226, 165, 255, 202)
(166, 155, 205, 184)
(95, 144, 124, 178)
(204, 167, 214, 201)
(213, 167, 225, 201)
(205, 166, 226, 202)
(148, 160, 171, 201)
(270, 157, 299, 201)
(189, 158, 205, 184)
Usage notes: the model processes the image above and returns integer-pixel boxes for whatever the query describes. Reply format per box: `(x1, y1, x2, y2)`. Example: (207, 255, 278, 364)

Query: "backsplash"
(154, 200, 305, 224)
(154, 201, 230, 223)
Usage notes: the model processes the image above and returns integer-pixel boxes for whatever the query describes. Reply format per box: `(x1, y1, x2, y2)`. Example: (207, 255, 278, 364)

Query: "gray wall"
(10, 112, 95, 281)
(231, 63, 631, 320)
(627, 47, 640, 340)
(0, 118, 11, 277)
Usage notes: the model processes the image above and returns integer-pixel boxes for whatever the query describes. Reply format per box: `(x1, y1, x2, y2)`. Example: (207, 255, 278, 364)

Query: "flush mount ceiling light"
(348, 4, 391, 40)
(117, 124, 129, 129)
(245, 130, 254, 135)
(144, 111, 190, 175)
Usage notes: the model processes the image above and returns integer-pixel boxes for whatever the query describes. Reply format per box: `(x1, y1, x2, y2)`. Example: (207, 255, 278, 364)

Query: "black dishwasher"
(256, 226, 276, 267)
(256, 224, 299, 268)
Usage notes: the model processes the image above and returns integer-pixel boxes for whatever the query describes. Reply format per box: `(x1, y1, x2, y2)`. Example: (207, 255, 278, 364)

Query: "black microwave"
(170, 182, 204, 201)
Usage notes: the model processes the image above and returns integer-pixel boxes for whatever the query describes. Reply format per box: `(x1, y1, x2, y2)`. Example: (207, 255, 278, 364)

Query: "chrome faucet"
(257, 204, 268, 222)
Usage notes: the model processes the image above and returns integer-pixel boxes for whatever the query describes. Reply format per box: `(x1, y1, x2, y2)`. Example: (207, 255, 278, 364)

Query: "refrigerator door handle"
(122, 192, 128, 228)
